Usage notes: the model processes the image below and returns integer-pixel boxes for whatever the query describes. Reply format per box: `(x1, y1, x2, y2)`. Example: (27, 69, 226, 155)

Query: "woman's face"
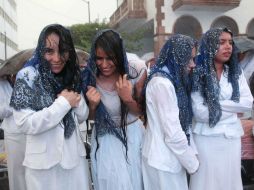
(95, 47, 117, 77)
(186, 47, 196, 74)
(44, 32, 69, 74)
(214, 32, 233, 64)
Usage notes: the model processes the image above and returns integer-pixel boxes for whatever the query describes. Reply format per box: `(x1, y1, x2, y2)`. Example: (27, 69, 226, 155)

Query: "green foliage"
(68, 21, 109, 53)
(68, 21, 146, 53)
(121, 28, 145, 52)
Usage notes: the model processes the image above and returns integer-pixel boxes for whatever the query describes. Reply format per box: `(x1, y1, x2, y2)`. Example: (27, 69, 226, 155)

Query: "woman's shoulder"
(16, 66, 38, 88)
(16, 66, 37, 80)
(147, 76, 174, 92)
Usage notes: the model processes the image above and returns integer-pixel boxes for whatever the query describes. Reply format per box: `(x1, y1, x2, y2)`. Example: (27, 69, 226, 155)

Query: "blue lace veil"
(145, 34, 196, 141)
(10, 24, 81, 138)
(192, 27, 241, 127)
(81, 29, 129, 148)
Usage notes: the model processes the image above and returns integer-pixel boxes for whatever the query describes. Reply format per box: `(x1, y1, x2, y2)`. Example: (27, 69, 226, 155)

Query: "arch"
(211, 16, 239, 36)
(246, 18, 254, 39)
(173, 15, 202, 40)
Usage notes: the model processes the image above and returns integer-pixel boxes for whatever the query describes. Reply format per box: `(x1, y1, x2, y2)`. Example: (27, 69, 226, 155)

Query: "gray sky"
(17, 0, 117, 50)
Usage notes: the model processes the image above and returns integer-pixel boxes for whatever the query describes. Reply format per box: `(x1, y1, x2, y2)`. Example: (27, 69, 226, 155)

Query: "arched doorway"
(247, 18, 254, 39)
(211, 16, 239, 36)
(173, 15, 202, 40)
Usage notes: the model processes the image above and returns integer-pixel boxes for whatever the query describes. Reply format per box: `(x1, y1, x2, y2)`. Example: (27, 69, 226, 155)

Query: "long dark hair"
(10, 24, 81, 138)
(39, 24, 81, 92)
(82, 29, 132, 158)
(192, 27, 241, 126)
(95, 30, 128, 155)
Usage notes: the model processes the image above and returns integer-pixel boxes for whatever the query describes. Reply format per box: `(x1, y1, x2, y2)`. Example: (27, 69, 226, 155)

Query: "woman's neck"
(96, 73, 119, 91)
(214, 61, 224, 81)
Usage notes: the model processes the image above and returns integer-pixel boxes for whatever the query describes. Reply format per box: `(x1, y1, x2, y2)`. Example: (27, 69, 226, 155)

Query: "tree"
(68, 21, 146, 53)
(121, 28, 145, 53)
(68, 21, 109, 53)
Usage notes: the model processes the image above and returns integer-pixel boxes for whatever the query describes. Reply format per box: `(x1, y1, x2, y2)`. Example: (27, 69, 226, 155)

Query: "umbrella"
(0, 48, 89, 77)
(0, 49, 34, 77)
(233, 36, 254, 53)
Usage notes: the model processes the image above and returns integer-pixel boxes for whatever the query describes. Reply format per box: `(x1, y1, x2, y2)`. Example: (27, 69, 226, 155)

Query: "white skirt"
(4, 132, 26, 190)
(142, 157, 188, 190)
(189, 134, 243, 190)
(25, 157, 91, 190)
(91, 119, 144, 190)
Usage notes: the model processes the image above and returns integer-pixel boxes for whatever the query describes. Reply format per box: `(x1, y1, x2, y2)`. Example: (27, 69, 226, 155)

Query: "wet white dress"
(12, 66, 91, 190)
(90, 86, 144, 190)
(142, 75, 199, 190)
(189, 69, 253, 190)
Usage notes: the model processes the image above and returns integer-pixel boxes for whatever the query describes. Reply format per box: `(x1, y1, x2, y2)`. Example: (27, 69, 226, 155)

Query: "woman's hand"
(58, 89, 81, 108)
(116, 74, 133, 103)
(86, 86, 101, 110)
(116, 74, 142, 115)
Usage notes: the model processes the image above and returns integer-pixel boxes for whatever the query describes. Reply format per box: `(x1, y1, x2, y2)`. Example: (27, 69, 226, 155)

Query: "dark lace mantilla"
(10, 71, 76, 138)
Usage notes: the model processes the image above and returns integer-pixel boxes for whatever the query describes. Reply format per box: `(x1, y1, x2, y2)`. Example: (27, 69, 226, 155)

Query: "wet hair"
(39, 24, 81, 92)
(192, 27, 241, 126)
(86, 29, 132, 158)
(10, 24, 81, 138)
(95, 30, 126, 77)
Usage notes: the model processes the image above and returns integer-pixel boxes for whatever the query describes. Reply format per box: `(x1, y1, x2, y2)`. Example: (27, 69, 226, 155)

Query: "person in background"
(189, 27, 253, 190)
(126, 52, 147, 108)
(82, 29, 144, 190)
(238, 49, 254, 84)
(142, 34, 199, 190)
(0, 74, 26, 190)
(10, 24, 90, 190)
(239, 58, 254, 184)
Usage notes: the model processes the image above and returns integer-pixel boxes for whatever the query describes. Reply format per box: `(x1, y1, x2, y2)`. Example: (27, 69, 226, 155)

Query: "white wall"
(0, 0, 18, 60)
(162, 0, 254, 34)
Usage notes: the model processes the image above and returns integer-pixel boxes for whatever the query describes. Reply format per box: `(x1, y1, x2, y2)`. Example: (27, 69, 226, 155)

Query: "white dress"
(0, 78, 26, 190)
(90, 84, 144, 190)
(189, 69, 253, 190)
(142, 75, 199, 190)
(12, 66, 91, 190)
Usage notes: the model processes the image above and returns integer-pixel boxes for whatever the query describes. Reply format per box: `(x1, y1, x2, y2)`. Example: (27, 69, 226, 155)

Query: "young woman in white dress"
(189, 27, 253, 190)
(82, 29, 145, 190)
(142, 34, 199, 190)
(10, 24, 91, 190)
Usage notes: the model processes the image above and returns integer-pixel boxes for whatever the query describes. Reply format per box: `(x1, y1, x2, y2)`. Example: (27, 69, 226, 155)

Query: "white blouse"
(11, 66, 89, 169)
(142, 76, 199, 174)
(192, 69, 253, 138)
(0, 78, 23, 134)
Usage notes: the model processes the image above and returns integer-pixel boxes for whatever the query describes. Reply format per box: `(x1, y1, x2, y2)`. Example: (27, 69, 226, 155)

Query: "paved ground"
(0, 169, 254, 190)
(0, 171, 8, 190)
(244, 184, 254, 190)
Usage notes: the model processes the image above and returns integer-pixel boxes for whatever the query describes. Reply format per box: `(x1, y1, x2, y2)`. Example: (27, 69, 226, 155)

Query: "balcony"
(172, 0, 241, 11)
(109, 0, 147, 31)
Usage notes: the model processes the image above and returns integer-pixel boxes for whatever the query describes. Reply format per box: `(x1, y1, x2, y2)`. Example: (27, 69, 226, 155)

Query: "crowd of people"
(0, 24, 253, 190)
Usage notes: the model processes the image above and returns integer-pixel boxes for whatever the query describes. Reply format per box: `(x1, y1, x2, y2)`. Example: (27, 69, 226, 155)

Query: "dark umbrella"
(233, 36, 254, 53)
(0, 49, 34, 77)
(0, 48, 89, 77)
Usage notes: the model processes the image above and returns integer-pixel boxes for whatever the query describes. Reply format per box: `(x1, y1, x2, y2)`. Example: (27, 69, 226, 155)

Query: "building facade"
(109, 0, 254, 56)
(0, 0, 18, 61)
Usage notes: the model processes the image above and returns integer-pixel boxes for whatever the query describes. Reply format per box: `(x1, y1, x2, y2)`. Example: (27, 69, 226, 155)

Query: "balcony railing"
(110, 0, 146, 27)
(172, 0, 241, 11)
